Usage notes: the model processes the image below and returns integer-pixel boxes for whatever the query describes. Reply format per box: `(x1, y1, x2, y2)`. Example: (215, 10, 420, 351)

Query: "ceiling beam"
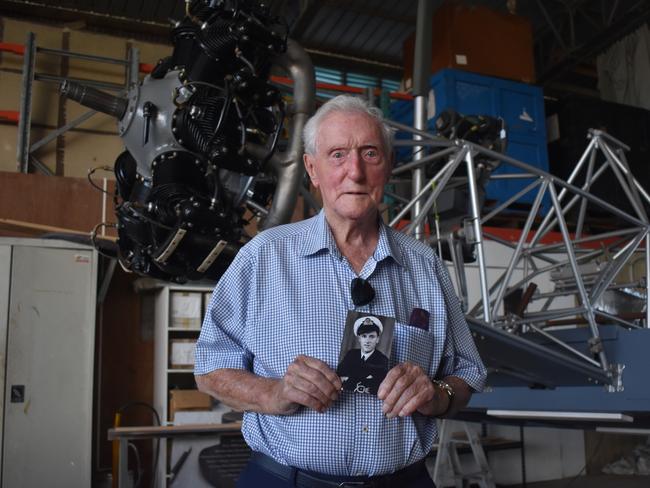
(289, 0, 321, 39)
(319, 0, 415, 26)
(538, 0, 650, 83)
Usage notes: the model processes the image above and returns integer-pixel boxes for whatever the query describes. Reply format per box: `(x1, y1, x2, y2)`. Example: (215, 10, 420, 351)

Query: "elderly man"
(195, 94, 486, 488)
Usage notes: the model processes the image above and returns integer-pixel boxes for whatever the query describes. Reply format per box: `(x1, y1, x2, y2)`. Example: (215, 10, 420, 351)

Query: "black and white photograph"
(336, 311, 395, 395)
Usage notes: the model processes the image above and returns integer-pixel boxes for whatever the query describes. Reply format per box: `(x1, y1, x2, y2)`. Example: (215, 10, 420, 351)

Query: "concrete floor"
(506, 474, 649, 487)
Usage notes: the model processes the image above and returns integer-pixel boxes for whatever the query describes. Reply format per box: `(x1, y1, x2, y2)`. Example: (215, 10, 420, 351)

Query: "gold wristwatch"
(432, 379, 455, 416)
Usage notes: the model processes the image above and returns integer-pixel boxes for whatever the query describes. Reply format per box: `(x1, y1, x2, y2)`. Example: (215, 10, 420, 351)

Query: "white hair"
(302, 94, 394, 156)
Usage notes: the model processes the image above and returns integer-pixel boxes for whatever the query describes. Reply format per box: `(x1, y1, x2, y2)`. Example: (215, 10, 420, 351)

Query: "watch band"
(432, 379, 455, 416)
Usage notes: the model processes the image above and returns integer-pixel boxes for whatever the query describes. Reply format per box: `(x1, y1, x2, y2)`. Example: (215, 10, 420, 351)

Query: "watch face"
(435, 380, 454, 398)
(433, 380, 455, 417)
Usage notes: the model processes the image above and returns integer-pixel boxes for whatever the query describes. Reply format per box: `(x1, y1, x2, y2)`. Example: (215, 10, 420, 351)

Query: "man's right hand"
(271, 355, 342, 414)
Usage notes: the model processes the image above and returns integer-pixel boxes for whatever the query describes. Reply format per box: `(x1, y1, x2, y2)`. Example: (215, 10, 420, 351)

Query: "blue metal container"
(390, 68, 549, 210)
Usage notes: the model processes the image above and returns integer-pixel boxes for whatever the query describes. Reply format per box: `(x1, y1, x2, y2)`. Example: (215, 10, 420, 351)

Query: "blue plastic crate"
(389, 69, 549, 211)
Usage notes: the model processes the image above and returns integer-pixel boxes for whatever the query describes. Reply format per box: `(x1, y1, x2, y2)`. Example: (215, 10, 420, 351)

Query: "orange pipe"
(0, 111, 19, 123)
(0, 42, 25, 56)
(135, 66, 410, 100)
(139, 62, 154, 74)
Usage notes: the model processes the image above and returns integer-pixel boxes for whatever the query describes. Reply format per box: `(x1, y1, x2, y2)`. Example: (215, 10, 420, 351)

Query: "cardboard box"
(403, 1, 535, 85)
(170, 291, 202, 329)
(169, 390, 212, 420)
(169, 339, 197, 369)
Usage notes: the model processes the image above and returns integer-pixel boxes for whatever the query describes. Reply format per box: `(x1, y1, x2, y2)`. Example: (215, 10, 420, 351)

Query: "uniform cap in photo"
(353, 316, 383, 335)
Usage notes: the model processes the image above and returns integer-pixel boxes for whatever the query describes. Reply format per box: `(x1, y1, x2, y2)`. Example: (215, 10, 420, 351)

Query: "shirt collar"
(299, 210, 405, 267)
(299, 210, 341, 259)
(361, 350, 375, 360)
(375, 217, 404, 267)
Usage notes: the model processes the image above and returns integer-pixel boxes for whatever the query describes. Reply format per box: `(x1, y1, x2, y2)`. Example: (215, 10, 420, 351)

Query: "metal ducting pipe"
(256, 39, 315, 230)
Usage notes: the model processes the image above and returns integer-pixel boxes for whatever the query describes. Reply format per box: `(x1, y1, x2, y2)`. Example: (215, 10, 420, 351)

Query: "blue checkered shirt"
(195, 211, 486, 476)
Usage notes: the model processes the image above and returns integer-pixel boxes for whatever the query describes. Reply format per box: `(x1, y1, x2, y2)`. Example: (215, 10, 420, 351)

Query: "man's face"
(304, 111, 391, 224)
(358, 331, 380, 354)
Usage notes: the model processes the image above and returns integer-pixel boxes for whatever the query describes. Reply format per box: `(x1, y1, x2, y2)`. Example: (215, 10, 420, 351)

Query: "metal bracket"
(154, 228, 187, 264)
(588, 336, 604, 355)
(606, 363, 625, 393)
(463, 218, 476, 244)
(197, 240, 227, 273)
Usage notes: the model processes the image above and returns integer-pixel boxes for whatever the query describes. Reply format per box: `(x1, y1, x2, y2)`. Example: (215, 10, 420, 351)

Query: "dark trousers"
(236, 457, 436, 488)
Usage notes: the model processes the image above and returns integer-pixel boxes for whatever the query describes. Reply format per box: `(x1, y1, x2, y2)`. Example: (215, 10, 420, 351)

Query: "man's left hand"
(377, 362, 446, 418)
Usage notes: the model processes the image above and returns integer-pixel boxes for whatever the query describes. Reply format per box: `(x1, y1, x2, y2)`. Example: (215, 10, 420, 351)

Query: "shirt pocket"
(391, 321, 436, 372)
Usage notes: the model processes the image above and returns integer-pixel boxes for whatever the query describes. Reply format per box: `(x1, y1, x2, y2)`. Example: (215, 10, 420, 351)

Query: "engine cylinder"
(171, 19, 199, 70)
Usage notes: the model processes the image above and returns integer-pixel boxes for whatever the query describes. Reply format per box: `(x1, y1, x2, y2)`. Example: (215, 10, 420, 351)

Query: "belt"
(249, 452, 428, 488)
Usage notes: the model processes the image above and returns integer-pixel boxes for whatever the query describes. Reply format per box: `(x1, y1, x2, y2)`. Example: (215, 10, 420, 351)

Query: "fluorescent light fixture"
(487, 410, 634, 423)
(596, 427, 650, 435)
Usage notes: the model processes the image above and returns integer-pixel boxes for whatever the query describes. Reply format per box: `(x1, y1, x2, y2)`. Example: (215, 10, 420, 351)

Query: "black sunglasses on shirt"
(350, 277, 375, 307)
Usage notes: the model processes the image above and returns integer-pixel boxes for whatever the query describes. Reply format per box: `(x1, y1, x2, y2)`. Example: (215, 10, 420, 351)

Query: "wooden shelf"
(108, 422, 242, 440)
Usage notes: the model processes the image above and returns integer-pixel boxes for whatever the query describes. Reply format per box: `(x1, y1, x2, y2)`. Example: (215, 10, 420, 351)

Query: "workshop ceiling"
(0, 0, 648, 95)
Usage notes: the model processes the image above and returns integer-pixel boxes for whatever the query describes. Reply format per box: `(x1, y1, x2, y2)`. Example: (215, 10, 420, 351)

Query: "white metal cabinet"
(0, 244, 11, 486)
(1, 239, 97, 488)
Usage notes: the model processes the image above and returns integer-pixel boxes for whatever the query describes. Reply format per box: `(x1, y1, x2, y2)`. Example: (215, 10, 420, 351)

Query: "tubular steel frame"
(387, 122, 650, 388)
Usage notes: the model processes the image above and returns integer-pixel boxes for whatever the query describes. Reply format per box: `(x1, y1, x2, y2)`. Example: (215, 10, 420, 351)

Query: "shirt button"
(362, 425, 369, 433)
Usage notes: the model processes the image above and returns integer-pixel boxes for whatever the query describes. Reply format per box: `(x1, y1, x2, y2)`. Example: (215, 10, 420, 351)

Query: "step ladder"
(429, 420, 496, 488)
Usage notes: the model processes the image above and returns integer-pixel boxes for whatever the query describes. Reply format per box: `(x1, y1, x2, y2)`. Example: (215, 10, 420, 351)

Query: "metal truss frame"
(388, 121, 650, 389)
(15, 32, 139, 174)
